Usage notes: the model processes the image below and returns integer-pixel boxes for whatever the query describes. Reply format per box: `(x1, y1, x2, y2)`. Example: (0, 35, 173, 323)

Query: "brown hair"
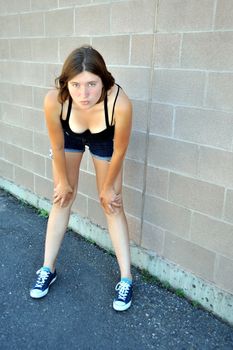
(55, 45, 115, 103)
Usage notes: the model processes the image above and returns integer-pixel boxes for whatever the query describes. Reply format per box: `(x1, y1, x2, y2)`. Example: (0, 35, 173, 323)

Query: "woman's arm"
(44, 90, 73, 207)
(100, 90, 132, 213)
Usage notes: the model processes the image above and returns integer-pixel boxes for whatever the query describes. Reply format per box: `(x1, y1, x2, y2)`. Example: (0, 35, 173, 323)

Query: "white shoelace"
(115, 281, 131, 301)
(35, 269, 50, 288)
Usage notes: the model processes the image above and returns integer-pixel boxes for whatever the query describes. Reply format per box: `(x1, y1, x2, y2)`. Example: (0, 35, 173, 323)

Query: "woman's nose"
(80, 85, 88, 98)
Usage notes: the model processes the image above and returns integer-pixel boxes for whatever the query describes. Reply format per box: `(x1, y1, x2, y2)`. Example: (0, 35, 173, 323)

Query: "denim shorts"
(63, 131, 113, 161)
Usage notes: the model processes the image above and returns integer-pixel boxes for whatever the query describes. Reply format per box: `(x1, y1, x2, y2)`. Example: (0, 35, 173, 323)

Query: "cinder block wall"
(1, 0, 233, 297)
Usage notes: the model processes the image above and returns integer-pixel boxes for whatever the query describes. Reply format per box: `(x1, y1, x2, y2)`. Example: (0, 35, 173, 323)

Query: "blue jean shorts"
(63, 131, 113, 161)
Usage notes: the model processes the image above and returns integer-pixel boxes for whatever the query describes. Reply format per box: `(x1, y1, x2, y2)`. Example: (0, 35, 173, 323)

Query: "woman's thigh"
(92, 156, 123, 195)
(52, 152, 83, 191)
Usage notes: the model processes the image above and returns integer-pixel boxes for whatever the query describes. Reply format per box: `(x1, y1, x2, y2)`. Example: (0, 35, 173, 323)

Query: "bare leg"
(43, 152, 83, 272)
(92, 157, 132, 280)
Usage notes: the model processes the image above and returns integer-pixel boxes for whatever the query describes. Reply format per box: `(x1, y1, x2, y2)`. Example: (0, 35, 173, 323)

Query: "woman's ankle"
(43, 264, 55, 273)
(121, 274, 132, 282)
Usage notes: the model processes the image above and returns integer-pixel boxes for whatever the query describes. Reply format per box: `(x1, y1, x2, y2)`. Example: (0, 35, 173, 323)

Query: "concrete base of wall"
(1, 177, 233, 326)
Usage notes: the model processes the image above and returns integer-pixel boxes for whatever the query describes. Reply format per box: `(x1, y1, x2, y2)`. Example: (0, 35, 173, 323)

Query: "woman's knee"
(103, 205, 124, 218)
(52, 192, 77, 211)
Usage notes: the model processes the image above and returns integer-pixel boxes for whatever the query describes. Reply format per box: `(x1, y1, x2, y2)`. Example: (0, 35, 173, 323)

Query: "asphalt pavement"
(1, 188, 233, 350)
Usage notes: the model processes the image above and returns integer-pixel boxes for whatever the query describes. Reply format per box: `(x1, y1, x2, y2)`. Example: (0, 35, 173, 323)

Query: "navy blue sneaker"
(30, 267, 57, 299)
(113, 281, 133, 311)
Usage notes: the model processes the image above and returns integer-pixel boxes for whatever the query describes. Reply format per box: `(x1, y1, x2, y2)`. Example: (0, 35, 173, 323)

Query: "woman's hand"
(53, 182, 73, 207)
(100, 187, 122, 215)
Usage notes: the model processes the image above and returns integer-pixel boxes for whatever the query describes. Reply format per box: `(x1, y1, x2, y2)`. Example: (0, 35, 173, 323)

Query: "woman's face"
(68, 71, 103, 109)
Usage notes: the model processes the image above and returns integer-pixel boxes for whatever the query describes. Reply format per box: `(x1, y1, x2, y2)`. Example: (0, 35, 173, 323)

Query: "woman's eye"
(89, 82, 96, 87)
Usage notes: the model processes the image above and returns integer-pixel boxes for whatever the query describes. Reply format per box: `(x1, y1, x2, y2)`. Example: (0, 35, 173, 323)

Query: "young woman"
(30, 46, 133, 311)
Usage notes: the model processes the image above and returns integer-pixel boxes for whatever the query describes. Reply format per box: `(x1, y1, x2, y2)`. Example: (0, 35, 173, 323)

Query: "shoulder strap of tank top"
(66, 96, 72, 121)
(104, 93, 109, 128)
(104, 84, 121, 128)
(59, 103, 63, 119)
(111, 84, 120, 126)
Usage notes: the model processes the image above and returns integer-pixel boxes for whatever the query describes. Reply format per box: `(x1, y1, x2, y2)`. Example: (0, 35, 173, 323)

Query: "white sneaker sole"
(113, 299, 132, 311)
(30, 275, 57, 299)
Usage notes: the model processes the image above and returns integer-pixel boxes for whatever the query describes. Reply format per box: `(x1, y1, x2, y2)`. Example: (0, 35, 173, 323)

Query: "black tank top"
(60, 84, 120, 141)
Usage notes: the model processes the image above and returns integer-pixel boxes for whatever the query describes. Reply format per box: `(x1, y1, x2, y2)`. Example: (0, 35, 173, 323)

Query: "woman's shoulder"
(44, 89, 61, 114)
(114, 84, 132, 115)
(44, 89, 60, 106)
(109, 84, 131, 108)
